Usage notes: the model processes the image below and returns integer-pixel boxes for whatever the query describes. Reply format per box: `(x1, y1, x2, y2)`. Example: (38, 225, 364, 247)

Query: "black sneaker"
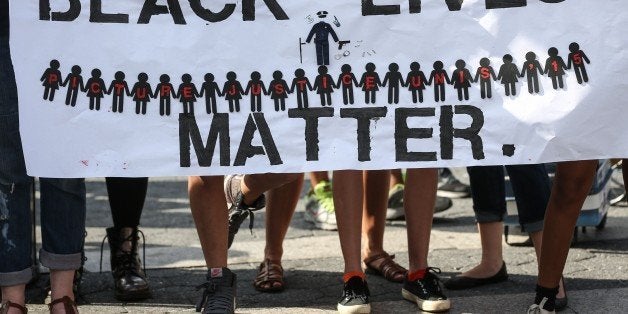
(337, 276, 371, 314)
(196, 267, 237, 314)
(402, 268, 451, 312)
(438, 169, 471, 198)
(224, 175, 266, 248)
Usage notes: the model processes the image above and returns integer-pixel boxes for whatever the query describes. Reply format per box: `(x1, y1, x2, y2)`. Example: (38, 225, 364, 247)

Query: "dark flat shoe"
(555, 276, 568, 311)
(444, 262, 508, 290)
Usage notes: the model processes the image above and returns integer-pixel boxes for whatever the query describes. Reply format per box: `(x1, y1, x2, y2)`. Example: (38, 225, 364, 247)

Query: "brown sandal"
(363, 252, 407, 283)
(48, 296, 78, 314)
(0, 301, 27, 314)
(253, 259, 285, 292)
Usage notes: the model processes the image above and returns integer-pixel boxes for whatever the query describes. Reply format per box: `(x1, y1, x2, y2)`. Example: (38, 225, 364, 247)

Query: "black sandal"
(0, 301, 27, 314)
(48, 296, 78, 314)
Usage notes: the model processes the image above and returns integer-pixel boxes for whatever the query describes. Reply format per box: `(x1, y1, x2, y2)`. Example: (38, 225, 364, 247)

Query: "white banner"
(10, 0, 628, 177)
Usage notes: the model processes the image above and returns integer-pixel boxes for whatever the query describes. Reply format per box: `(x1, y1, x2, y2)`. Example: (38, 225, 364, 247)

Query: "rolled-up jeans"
(0, 35, 86, 287)
(467, 164, 551, 233)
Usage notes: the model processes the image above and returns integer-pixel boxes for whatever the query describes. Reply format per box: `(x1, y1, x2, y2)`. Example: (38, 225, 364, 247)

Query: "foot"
(196, 268, 237, 314)
(304, 180, 337, 230)
(362, 251, 407, 283)
(527, 297, 556, 314)
(402, 268, 450, 312)
(224, 175, 266, 248)
(443, 262, 508, 290)
(0, 301, 27, 314)
(253, 259, 284, 292)
(337, 276, 371, 314)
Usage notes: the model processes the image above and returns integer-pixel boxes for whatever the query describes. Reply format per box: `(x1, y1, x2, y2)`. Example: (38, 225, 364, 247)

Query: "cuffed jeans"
(0, 35, 86, 287)
(467, 164, 551, 233)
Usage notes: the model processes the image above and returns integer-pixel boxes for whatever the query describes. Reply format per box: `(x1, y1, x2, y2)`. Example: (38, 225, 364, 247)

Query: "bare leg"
(241, 173, 301, 205)
(459, 222, 504, 278)
(260, 174, 304, 290)
(333, 170, 364, 273)
(309, 171, 330, 187)
(1, 285, 25, 314)
(49, 270, 77, 313)
(390, 169, 404, 189)
(188, 176, 228, 268)
(405, 168, 438, 271)
(537, 160, 597, 289)
(361, 170, 391, 267)
(530, 231, 565, 299)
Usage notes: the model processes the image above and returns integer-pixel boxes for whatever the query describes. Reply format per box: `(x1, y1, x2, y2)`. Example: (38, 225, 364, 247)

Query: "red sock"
(408, 269, 427, 281)
(343, 271, 366, 283)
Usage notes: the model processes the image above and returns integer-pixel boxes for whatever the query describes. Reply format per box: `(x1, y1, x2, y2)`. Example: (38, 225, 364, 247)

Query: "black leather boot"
(106, 227, 152, 301)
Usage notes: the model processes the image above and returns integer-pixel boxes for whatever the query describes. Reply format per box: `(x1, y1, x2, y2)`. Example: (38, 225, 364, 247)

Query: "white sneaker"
(527, 298, 556, 314)
(304, 181, 337, 231)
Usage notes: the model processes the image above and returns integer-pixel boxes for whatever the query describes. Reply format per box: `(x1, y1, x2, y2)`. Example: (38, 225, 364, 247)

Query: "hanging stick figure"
(244, 71, 267, 112)
(178, 74, 200, 115)
(428, 61, 450, 102)
(567, 42, 590, 84)
(382, 63, 405, 104)
(40, 59, 62, 101)
(335, 64, 358, 105)
(131, 72, 153, 115)
(405, 62, 429, 103)
(544, 47, 568, 90)
(520, 52, 543, 94)
(313, 65, 335, 107)
(61, 65, 84, 107)
(291, 69, 313, 109)
(497, 54, 521, 96)
(222, 72, 244, 113)
(199, 73, 222, 114)
(359, 63, 381, 104)
(474, 58, 497, 99)
(451, 60, 473, 101)
(107, 71, 130, 113)
(84, 68, 107, 111)
(269, 71, 290, 112)
(154, 74, 177, 116)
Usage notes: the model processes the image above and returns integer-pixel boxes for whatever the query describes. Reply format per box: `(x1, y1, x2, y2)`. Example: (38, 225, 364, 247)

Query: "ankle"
(343, 271, 366, 283)
(535, 284, 558, 311)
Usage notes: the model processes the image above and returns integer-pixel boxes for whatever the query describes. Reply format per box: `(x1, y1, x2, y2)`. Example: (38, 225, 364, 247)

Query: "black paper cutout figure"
(497, 54, 521, 96)
(305, 11, 339, 65)
(474, 58, 497, 99)
(222, 72, 244, 113)
(451, 60, 473, 101)
(199, 73, 222, 114)
(154, 74, 177, 116)
(61, 65, 84, 107)
(382, 63, 405, 104)
(313, 65, 335, 106)
(290, 68, 313, 109)
(41, 59, 62, 101)
(84, 68, 107, 111)
(428, 61, 450, 102)
(405, 62, 429, 103)
(567, 42, 590, 84)
(335, 64, 358, 105)
(107, 71, 130, 113)
(178, 74, 200, 115)
(269, 71, 290, 111)
(544, 47, 568, 90)
(520, 52, 543, 94)
(131, 72, 153, 115)
(359, 63, 381, 104)
(244, 71, 267, 112)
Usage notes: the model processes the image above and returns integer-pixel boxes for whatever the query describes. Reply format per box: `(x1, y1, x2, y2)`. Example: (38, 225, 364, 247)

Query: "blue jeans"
(467, 164, 551, 233)
(0, 34, 87, 287)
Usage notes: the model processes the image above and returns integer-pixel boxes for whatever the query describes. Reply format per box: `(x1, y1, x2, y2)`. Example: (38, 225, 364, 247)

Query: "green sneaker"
(304, 181, 337, 230)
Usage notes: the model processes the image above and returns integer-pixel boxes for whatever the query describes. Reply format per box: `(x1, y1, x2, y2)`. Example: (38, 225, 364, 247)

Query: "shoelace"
(230, 207, 256, 235)
(99, 229, 147, 275)
(195, 281, 233, 312)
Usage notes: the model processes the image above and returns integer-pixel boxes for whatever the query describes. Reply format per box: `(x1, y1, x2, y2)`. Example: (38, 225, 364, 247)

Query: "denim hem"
(0, 266, 32, 287)
(39, 249, 82, 271)
(521, 220, 544, 234)
(475, 210, 504, 223)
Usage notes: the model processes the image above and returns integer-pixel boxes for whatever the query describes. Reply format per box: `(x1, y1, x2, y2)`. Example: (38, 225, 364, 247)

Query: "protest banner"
(9, 0, 628, 177)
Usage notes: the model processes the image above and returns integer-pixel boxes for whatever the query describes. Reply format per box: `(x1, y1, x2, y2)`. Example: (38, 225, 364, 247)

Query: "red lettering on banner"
(90, 82, 100, 93)
(72, 77, 77, 88)
(297, 80, 307, 91)
(365, 76, 375, 90)
(275, 84, 284, 94)
(322, 77, 328, 89)
(183, 87, 192, 98)
(411, 76, 422, 87)
(552, 60, 559, 72)
(481, 67, 490, 79)
(435, 73, 444, 84)
(458, 71, 464, 83)
(137, 88, 146, 99)
(49, 74, 58, 84)
(528, 64, 534, 70)
(115, 83, 124, 95)
(252, 84, 261, 95)
(342, 74, 352, 85)
(161, 85, 171, 97)
(228, 85, 236, 95)
(573, 53, 582, 65)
